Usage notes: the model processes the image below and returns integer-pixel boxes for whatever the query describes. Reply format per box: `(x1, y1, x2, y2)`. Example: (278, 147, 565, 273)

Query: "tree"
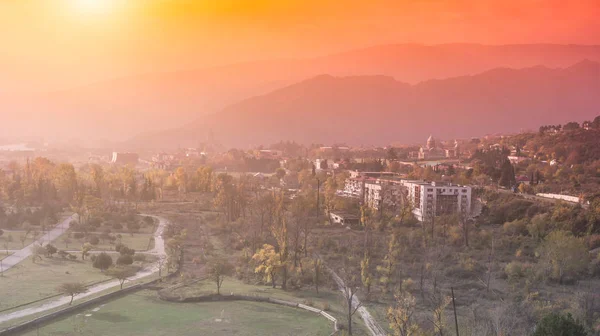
(19, 233, 27, 248)
(57, 282, 88, 305)
(387, 147, 398, 161)
(106, 267, 137, 289)
(591, 115, 600, 129)
(117, 254, 134, 266)
(339, 268, 362, 335)
(31, 244, 46, 263)
(388, 291, 422, 336)
(360, 253, 373, 296)
(275, 168, 286, 180)
(563, 121, 581, 131)
(498, 159, 516, 188)
(537, 230, 589, 284)
(531, 313, 587, 336)
(4, 234, 13, 255)
(157, 255, 167, 278)
(252, 244, 281, 288)
(428, 291, 451, 336)
(174, 167, 188, 194)
(314, 258, 323, 294)
(62, 236, 71, 249)
(81, 242, 92, 260)
(207, 259, 233, 295)
(92, 252, 113, 272)
(45, 244, 58, 257)
(269, 193, 289, 289)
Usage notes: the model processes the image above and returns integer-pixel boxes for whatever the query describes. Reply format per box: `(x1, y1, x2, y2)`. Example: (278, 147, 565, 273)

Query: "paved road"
(1, 214, 74, 272)
(0, 215, 168, 325)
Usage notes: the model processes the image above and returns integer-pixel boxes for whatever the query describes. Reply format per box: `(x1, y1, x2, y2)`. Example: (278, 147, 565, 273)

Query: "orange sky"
(1, 0, 599, 92)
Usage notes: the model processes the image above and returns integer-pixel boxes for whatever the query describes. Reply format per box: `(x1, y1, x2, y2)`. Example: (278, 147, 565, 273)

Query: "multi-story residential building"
(403, 181, 471, 222)
(364, 179, 404, 211)
(341, 176, 369, 199)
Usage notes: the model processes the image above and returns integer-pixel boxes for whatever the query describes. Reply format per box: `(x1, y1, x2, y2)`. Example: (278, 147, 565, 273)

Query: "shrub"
(320, 302, 331, 311)
(88, 235, 100, 245)
(133, 254, 146, 262)
(116, 254, 134, 265)
(505, 261, 533, 281)
(93, 252, 113, 271)
(503, 219, 528, 236)
(401, 278, 414, 292)
(587, 234, 600, 250)
(73, 232, 85, 239)
(112, 222, 123, 230)
(537, 231, 589, 284)
(531, 312, 587, 336)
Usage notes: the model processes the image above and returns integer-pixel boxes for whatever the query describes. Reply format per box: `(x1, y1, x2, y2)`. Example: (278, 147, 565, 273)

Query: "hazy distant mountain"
(128, 60, 600, 148)
(3, 43, 600, 144)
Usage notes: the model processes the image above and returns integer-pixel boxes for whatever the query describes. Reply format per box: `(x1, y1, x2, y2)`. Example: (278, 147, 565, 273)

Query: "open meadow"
(17, 290, 333, 336)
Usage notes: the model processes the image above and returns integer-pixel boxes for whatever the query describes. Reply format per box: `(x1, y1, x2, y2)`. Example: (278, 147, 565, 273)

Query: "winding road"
(0, 215, 169, 325)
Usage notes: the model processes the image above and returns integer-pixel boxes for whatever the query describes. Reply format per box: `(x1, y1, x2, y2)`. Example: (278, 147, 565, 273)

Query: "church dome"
(427, 135, 436, 149)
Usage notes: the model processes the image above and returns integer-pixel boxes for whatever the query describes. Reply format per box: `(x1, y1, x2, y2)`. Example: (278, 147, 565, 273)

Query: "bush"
(93, 252, 113, 271)
(503, 219, 528, 236)
(537, 231, 589, 284)
(112, 222, 123, 230)
(73, 232, 85, 239)
(587, 234, 600, 250)
(320, 302, 331, 311)
(127, 222, 141, 232)
(116, 254, 134, 265)
(505, 261, 533, 281)
(88, 235, 100, 245)
(531, 312, 587, 336)
(133, 254, 146, 262)
(401, 278, 414, 292)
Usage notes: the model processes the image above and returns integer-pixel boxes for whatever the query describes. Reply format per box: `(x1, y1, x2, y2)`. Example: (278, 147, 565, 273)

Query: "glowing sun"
(74, 0, 112, 15)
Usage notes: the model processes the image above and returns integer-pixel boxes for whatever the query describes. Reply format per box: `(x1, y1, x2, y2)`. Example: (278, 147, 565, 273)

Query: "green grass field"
(169, 276, 369, 335)
(18, 290, 333, 336)
(0, 256, 109, 310)
(0, 252, 13, 262)
(0, 233, 39, 250)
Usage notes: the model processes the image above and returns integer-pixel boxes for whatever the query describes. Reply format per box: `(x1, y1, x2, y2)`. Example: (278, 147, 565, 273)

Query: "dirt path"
(0, 215, 168, 325)
(326, 265, 387, 336)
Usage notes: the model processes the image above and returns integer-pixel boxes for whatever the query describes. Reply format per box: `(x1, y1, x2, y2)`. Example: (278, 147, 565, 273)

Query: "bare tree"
(106, 266, 138, 289)
(57, 282, 88, 305)
(388, 291, 422, 336)
(428, 290, 451, 336)
(339, 268, 362, 335)
(207, 259, 233, 295)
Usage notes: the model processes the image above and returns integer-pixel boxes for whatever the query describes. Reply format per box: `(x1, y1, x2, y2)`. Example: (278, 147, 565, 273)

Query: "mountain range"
(2, 43, 600, 146)
(128, 59, 600, 148)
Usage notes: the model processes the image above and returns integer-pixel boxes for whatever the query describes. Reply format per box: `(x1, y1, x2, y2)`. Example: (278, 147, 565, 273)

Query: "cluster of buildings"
(413, 135, 460, 160)
(338, 170, 472, 223)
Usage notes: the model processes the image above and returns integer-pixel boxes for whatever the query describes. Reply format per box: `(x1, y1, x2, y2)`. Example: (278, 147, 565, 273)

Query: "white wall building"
(364, 179, 404, 211)
(403, 181, 472, 222)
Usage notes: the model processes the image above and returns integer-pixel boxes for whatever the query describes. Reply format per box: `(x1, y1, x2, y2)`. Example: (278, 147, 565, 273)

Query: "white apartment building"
(341, 176, 368, 199)
(364, 179, 404, 211)
(402, 180, 472, 222)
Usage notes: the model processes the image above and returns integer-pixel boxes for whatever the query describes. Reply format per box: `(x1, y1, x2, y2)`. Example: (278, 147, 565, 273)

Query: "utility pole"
(451, 287, 459, 336)
(316, 178, 320, 225)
